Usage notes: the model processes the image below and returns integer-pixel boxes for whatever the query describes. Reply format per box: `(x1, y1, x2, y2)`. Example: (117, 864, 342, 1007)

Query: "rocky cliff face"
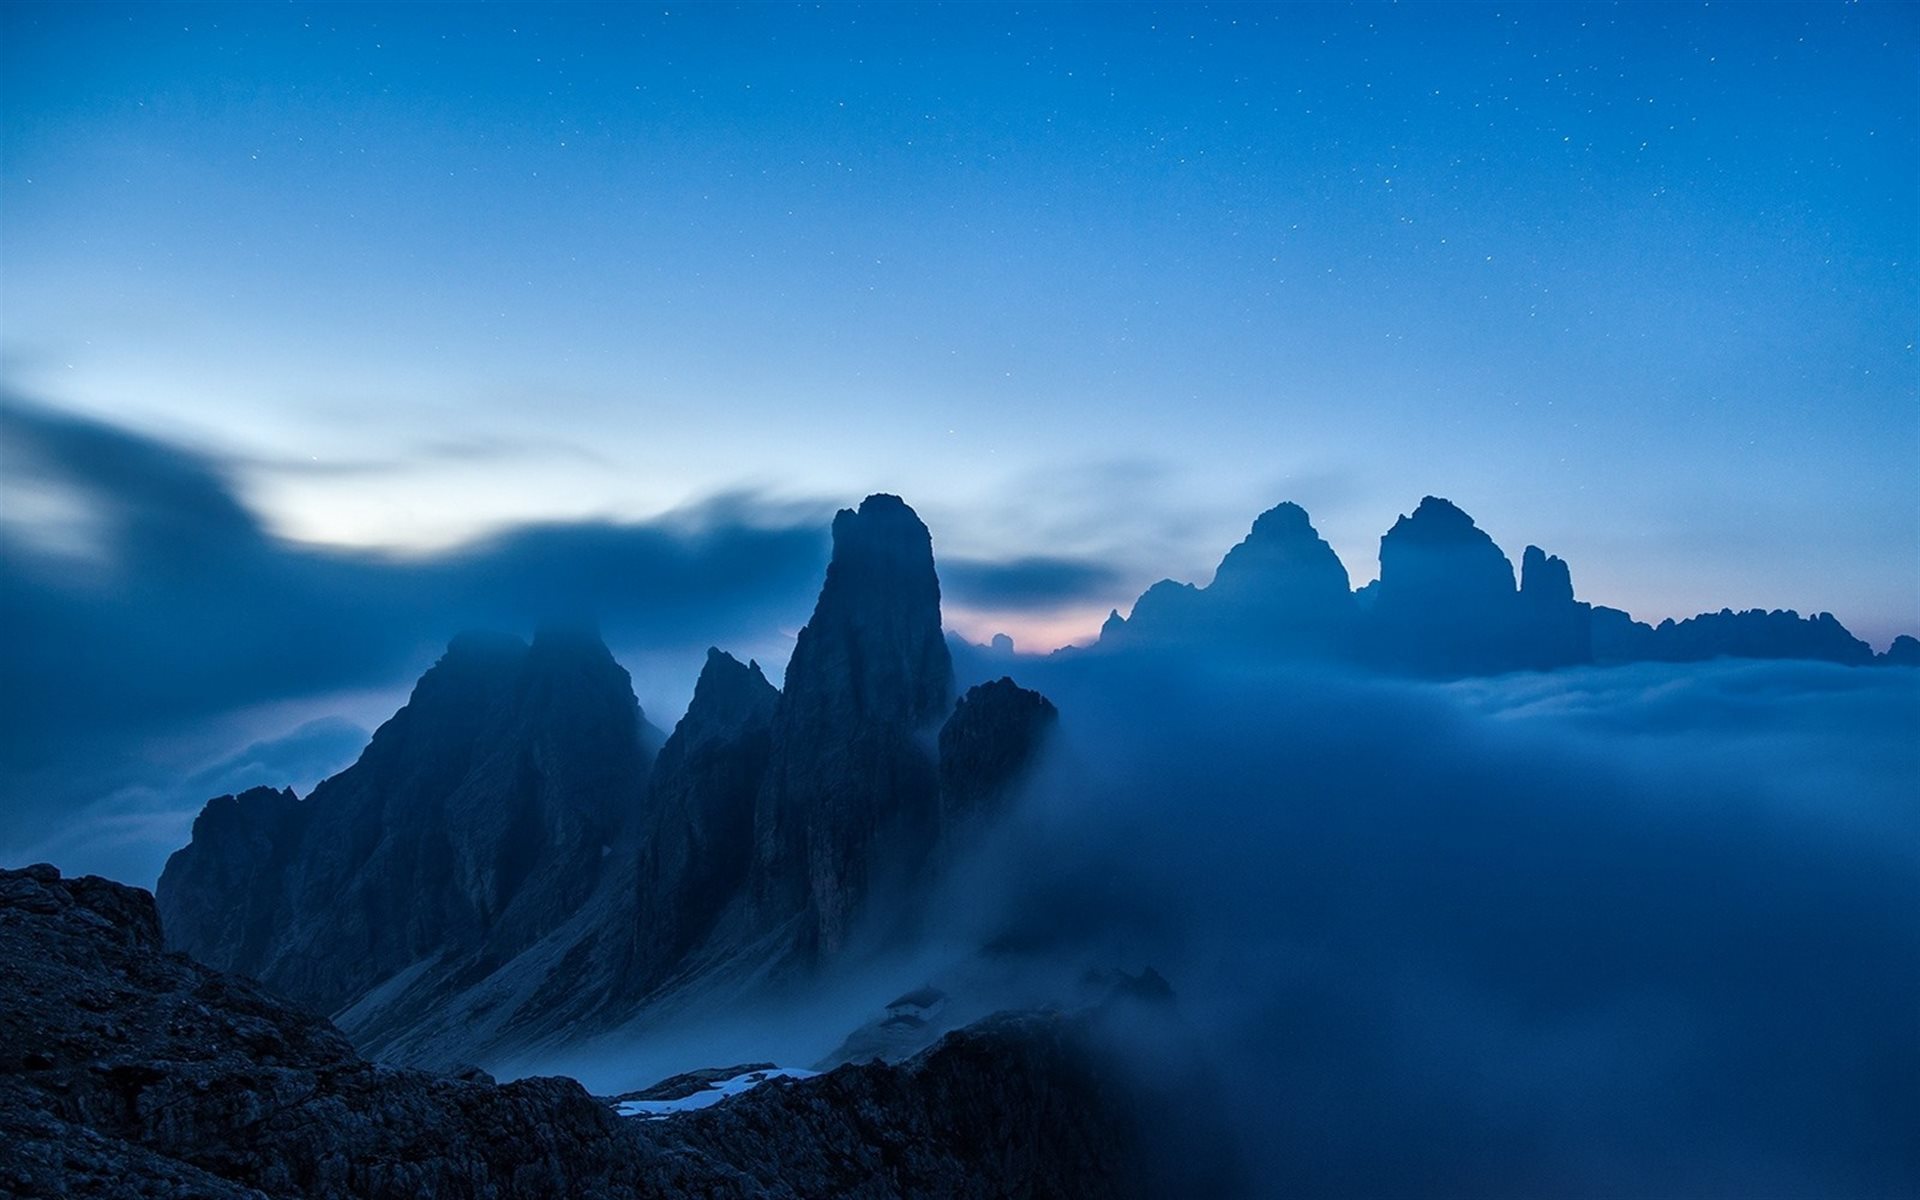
(157, 626, 658, 1020)
(152, 784, 304, 977)
(751, 494, 955, 960)
(0, 864, 1187, 1200)
(630, 648, 782, 982)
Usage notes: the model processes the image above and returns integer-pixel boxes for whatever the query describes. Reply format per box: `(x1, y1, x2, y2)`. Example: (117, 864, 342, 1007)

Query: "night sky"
(3, 0, 1914, 650)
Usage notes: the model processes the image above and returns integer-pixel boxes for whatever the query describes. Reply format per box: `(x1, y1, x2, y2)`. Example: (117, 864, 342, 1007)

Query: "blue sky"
(3, 0, 1914, 647)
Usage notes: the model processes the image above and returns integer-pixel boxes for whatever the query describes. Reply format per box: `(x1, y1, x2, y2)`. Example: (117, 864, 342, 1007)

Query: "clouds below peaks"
(931, 653, 1919, 1198)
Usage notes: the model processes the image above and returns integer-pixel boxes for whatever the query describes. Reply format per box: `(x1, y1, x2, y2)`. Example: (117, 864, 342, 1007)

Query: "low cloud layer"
(924, 654, 1919, 1197)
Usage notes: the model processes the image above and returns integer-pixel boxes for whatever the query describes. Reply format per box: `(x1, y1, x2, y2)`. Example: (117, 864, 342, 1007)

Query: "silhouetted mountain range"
(1097, 495, 1909, 673)
(159, 496, 1056, 1067)
(156, 493, 1911, 1070)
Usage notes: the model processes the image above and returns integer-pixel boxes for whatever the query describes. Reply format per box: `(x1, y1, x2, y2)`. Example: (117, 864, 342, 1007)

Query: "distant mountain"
(1099, 501, 1356, 658)
(158, 495, 1061, 1068)
(1096, 495, 1906, 674)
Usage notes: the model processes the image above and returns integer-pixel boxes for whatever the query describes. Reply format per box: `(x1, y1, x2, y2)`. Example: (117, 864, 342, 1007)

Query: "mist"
(931, 653, 1918, 1197)
(538, 650, 1917, 1198)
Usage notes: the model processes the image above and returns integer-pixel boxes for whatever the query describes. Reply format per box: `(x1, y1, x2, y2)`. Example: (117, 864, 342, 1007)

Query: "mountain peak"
(1244, 500, 1316, 542)
(1212, 501, 1353, 598)
(790, 493, 951, 721)
(1520, 545, 1575, 606)
(1390, 496, 1484, 541)
(685, 648, 780, 734)
(756, 493, 954, 958)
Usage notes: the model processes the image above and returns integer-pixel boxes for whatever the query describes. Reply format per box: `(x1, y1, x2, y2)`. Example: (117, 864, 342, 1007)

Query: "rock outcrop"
(628, 649, 782, 984)
(937, 678, 1059, 830)
(1515, 545, 1594, 670)
(750, 494, 956, 960)
(0, 864, 1184, 1200)
(151, 785, 303, 978)
(1880, 634, 1920, 667)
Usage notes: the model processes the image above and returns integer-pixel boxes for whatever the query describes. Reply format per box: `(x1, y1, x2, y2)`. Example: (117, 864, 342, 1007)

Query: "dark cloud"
(0, 395, 835, 874)
(939, 554, 1126, 609)
(0, 398, 833, 744)
(927, 653, 1920, 1197)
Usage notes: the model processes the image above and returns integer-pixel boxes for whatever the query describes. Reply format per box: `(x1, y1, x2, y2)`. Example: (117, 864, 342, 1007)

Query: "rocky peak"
(1370, 498, 1522, 675)
(1211, 501, 1352, 598)
(156, 786, 304, 971)
(938, 679, 1059, 830)
(679, 649, 779, 749)
(1514, 546, 1592, 669)
(754, 495, 956, 959)
(360, 631, 529, 769)
(1378, 498, 1516, 587)
(187, 785, 301, 840)
(1519, 545, 1575, 606)
(157, 624, 657, 1023)
(781, 493, 953, 724)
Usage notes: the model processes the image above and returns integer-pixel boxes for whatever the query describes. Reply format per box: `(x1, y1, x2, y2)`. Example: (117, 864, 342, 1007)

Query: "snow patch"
(613, 1067, 818, 1118)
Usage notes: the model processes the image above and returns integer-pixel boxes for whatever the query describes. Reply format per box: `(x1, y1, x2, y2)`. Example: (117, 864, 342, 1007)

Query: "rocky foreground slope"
(0, 864, 1216, 1199)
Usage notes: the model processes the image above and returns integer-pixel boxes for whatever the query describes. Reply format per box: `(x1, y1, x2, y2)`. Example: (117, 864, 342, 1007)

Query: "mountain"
(1100, 501, 1356, 657)
(749, 493, 956, 961)
(158, 494, 1061, 1069)
(158, 627, 659, 1022)
(1, 863, 1194, 1200)
(1094, 495, 1904, 676)
(938, 678, 1059, 832)
(152, 488, 1909, 1072)
(1590, 605, 1877, 665)
(1366, 496, 1527, 675)
(1515, 545, 1594, 670)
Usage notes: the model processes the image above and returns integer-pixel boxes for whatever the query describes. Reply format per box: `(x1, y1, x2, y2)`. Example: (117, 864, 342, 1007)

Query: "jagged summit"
(155, 493, 1071, 1067)
(1520, 545, 1574, 605)
(685, 648, 777, 730)
(1100, 500, 1356, 656)
(1090, 492, 1907, 675)
(1376, 496, 1516, 595)
(1210, 501, 1352, 598)
(784, 493, 953, 721)
(753, 494, 955, 959)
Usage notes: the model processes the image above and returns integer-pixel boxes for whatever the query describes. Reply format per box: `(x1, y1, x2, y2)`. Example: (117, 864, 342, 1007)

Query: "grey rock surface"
(2, 864, 1181, 1200)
